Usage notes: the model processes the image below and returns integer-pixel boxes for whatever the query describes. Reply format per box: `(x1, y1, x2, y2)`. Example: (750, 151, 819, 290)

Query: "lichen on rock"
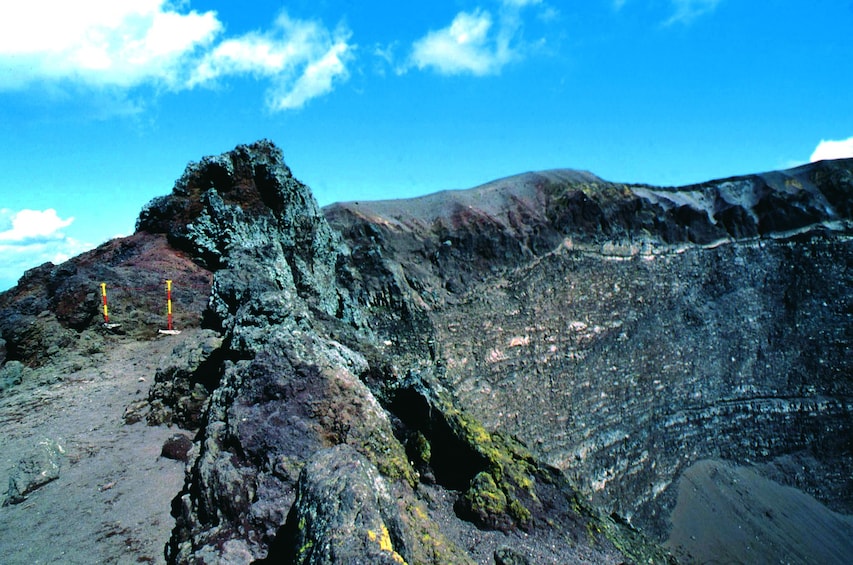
(270, 445, 410, 565)
(3, 438, 64, 506)
(6, 141, 845, 563)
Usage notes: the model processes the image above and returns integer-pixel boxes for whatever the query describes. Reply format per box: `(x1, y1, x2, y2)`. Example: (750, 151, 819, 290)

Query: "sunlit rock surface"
(328, 158, 853, 540)
(1, 141, 850, 563)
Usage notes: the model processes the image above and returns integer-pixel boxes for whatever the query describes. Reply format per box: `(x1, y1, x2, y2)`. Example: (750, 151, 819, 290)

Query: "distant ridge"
(0, 141, 851, 565)
(326, 157, 853, 253)
(326, 169, 602, 225)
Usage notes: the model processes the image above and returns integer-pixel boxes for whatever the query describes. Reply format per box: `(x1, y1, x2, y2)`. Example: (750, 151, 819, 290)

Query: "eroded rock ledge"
(2, 140, 850, 564)
(140, 142, 853, 561)
(135, 141, 664, 564)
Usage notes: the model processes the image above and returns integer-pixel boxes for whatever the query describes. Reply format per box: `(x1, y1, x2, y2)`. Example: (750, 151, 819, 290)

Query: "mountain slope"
(0, 141, 850, 564)
(327, 157, 853, 539)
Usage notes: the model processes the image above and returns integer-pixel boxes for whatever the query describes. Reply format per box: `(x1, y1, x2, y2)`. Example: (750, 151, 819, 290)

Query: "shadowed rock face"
(132, 140, 658, 564)
(327, 159, 853, 539)
(0, 140, 850, 563)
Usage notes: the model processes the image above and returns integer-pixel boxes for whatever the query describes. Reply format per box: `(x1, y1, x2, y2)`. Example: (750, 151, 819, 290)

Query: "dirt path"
(0, 330, 201, 564)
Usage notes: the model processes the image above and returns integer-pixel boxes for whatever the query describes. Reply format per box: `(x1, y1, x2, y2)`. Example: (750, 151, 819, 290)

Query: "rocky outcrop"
(136, 142, 349, 322)
(133, 141, 669, 564)
(146, 329, 224, 429)
(0, 232, 211, 375)
(3, 438, 64, 506)
(270, 445, 411, 564)
(328, 158, 853, 540)
(1, 140, 850, 563)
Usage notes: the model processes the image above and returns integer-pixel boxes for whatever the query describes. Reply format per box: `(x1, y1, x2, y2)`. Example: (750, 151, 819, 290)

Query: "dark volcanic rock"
(161, 434, 194, 463)
(494, 546, 531, 565)
(272, 445, 410, 564)
(160, 142, 424, 562)
(3, 438, 64, 506)
(147, 329, 223, 429)
(3, 141, 850, 564)
(137, 140, 352, 323)
(155, 141, 667, 564)
(0, 232, 211, 375)
(329, 158, 853, 543)
(433, 231, 853, 537)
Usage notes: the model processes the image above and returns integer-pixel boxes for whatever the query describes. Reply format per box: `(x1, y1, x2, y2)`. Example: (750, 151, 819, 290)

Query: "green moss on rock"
(438, 395, 538, 530)
(460, 472, 509, 529)
(401, 499, 475, 565)
(414, 431, 431, 465)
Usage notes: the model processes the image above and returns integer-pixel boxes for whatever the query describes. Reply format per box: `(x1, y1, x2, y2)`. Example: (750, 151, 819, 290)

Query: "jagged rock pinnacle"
(1, 141, 850, 564)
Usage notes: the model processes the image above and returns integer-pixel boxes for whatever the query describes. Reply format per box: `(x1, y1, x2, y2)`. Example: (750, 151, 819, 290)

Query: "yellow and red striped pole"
(166, 279, 173, 331)
(100, 282, 109, 324)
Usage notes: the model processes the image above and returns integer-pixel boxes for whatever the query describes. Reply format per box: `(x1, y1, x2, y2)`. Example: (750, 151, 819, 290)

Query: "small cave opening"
(198, 163, 233, 194)
(254, 164, 284, 214)
(390, 386, 488, 491)
(192, 346, 228, 394)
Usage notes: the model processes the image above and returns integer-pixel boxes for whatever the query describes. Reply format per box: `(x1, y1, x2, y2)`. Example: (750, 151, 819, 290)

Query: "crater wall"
(431, 233, 852, 536)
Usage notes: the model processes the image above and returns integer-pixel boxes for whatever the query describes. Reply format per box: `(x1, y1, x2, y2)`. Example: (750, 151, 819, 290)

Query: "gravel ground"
(3, 326, 851, 565)
(0, 330, 199, 564)
(666, 458, 853, 564)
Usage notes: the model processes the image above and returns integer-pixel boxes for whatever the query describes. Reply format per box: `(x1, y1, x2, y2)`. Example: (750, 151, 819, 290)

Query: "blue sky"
(1, 0, 852, 290)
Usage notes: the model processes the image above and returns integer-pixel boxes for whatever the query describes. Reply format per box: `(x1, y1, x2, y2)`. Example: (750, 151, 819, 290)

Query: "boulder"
(0, 360, 25, 393)
(3, 438, 64, 505)
(147, 330, 223, 429)
(274, 445, 410, 564)
(161, 434, 194, 463)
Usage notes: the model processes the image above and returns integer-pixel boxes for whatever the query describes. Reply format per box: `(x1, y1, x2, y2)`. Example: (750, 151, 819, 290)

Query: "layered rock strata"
(136, 141, 660, 563)
(1, 140, 850, 563)
(327, 160, 853, 538)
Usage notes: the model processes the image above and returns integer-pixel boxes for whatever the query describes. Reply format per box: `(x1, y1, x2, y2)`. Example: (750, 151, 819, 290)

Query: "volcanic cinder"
(1, 140, 850, 564)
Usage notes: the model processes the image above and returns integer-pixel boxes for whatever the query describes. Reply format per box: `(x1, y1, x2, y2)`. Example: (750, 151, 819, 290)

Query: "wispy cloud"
(614, 0, 721, 25)
(407, 1, 544, 76)
(0, 209, 90, 289)
(410, 10, 507, 76)
(0, 2, 353, 111)
(190, 13, 353, 111)
(502, 0, 543, 6)
(663, 0, 722, 26)
(810, 136, 853, 162)
(270, 40, 352, 111)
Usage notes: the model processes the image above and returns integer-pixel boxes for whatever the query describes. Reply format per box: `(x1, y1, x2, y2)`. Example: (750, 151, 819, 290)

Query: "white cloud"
(410, 10, 506, 76)
(0, 2, 353, 111)
(407, 1, 547, 76)
(663, 0, 721, 26)
(190, 13, 353, 111)
(810, 137, 853, 162)
(0, 209, 90, 290)
(0, 209, 74, 242)
(0, 1, 220, 90)
(269, 40, 352, 111)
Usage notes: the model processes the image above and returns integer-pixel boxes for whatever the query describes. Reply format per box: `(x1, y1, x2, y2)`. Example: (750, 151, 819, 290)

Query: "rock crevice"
(1, 141, 850, 564)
